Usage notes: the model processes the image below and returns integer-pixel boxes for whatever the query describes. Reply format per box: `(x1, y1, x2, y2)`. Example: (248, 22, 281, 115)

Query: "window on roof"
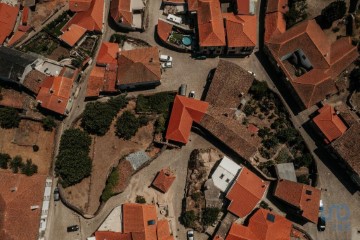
(305, 190, 312, 195)
(266, 213, 275, 222)
(147, 220, 156, 225)
(219, 174, 224, 179)
(225, 178, 230, 183)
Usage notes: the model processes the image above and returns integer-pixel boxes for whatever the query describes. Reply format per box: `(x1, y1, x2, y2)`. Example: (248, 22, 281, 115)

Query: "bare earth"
(31, 0, 67, 29)
(307, 0, 351, 19)
(0, 120, 55, 175)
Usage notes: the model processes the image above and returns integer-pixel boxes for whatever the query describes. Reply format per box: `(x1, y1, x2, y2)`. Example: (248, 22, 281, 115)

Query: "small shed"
(152, 168, 176, 193)
(275, 163, 297, 182)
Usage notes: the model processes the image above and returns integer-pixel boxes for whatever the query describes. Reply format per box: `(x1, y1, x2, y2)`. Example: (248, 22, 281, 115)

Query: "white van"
(167, 14, 182, 24)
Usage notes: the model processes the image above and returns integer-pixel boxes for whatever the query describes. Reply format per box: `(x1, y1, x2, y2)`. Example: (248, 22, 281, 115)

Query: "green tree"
(202, 208, 220, 226)
(0, 153, 11, 169)
(20, 159, 38, 176)
(243, 105, 255, 116)
(276, 128, 298, 143)
(0, 107, 20, 129)
(71, 58, 81, 68)
(293, 153, 313, 169)
(59, 128, 91, 153)
(42, 116, 57, 131)
(249, 80, 269, 99)
(181, 210, 197, 228)
(136, 92, 175, 114)
(155, 115, 166, 134)
(297, 174, 310, 184)
(10, 155, 24, 173)
(115, 111, 140, 140)
(136, 195, 146, 204)
(349, 67, 360, 92)
(321, 1, 347, 26)
(262, 136, 279, 149)
(101, 168, 119, 202)
(258, 127, 271, 138)
(285, 0, 308, 28)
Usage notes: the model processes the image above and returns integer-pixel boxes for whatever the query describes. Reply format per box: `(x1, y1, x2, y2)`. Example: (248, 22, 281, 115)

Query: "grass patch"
(101, 168, 119, 202)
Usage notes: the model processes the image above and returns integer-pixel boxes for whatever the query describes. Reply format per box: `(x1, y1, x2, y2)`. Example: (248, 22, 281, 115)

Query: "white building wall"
(211, 156, 241, 192)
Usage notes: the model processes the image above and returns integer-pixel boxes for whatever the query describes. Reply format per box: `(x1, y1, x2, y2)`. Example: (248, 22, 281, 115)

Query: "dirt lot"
(62, 101, 156, 215)
(306, 0, 351, 19)
(31, 0, 67, 29)
(47, 46, 71, 61)
(0, 120, 55, 175)
(0, 89, 27, 109)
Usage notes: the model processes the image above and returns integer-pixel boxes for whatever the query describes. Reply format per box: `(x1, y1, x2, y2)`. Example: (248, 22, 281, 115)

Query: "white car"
(160, 55, 173, 62)
(161, 62, 172, 68)
(319, 199, 324, 211)
(189, 91, 195, 98)
(187, 230, 194, 240)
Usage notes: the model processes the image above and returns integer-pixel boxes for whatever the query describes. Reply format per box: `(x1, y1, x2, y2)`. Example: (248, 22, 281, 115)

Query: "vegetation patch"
(0, 107, 20, 129)
(0, 154, 38, 176)
(101, 168, 120, 202)
(55, 129, 92, 187)
(285, 0, 308, 29)
(42, 116, 57, 131)
(44, 11, 71, 37)
(115, 111, 148, 140)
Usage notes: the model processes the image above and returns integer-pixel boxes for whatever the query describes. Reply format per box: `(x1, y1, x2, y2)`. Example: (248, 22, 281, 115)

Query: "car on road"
(317, 216, 326, 231)
(53, 187, 60, 201)
(160, 55, 173, 62)
(67, 225, 79, 232)
(319, 199, 324, 211)
(189, 91, 195, 98)
(161, 62, 172, 68)
(187, 230, 194, 240)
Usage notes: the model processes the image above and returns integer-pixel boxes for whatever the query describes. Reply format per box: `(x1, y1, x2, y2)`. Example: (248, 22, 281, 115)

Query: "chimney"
(31, 205, 40, 210)
(149, 58, 153, 63)
(10, 187, 17, 192)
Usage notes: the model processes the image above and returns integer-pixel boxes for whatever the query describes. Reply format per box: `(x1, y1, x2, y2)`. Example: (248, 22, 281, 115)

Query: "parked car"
(161, 62, 172, 68)
(67, 225, 79, 232)
(160, 55, 173, 62)
(53, 187, 60, 201)
(319, 199, 324, 211)
(194, 55, 206, 60)
(189, 91, 195, 98)
(317, 216, 326, 231)
(167, 14, 182, 24)
(180, 84, 187, 96)
(187, 230, 194, 240)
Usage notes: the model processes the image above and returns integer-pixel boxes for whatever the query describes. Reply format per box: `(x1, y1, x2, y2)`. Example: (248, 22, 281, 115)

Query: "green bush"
(82, 95, 127, 136)
(243, 105, 255, 116)
(249, 80, 269, 99)
(20, 159, 38, 176)
(202, 208, 220, 226)
(42, 116, 57, 131)
(136, 195, 146, 204)
(136, 92, 175, 114)
(293, 153, 313, 169)
(262, 136, 279, 149)
(321, 1, 346, 26)
(0, 107, 20, 129)
(0, 153, 11, 169)
(297, 174, 310, 184)
(181, 210, 197, 228)
(59, 128, 91, 153)
(115, 111, 144, 140)
(10, 156, 24, 173)
(285, 0, 308, 29)
(276, 128, 298, 143)
(191, 192, 202, 201)
(155, 115, 166, 134)
(101, 168, 119, 202)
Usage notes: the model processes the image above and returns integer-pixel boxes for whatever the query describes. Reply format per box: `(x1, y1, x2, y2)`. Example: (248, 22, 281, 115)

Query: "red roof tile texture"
(63, 0, 104, 33)
(70, 0, 92, 12)
(36, 76, 74, 115)
(59, 24, 87, 47)
(86, 66, 117, 97)
(166, 95, 209, 144)
(313, 104, 347, 143)
(226, 208, 292, 240)
(110, 0, 132, 26)
(117, 47, 161, 86)
(7, 30, 26, 46)
(21, 7, 30, 25)
(236, 0, 250, 15)
(95, 231, 132, 240)
(267, 20, 359, 108)
(156, 219, 174, 240)
(152, 168, 176, 193)
(226, 167, 269, 218)
(264, 12, 286, 42)
(224, 13, 257, 47)
(0, 3, 19, 44)
(266, 0, 288, 13)
(97, 42, 119, 65)
(187, 0, 198, 11)
(274, 180, 320, 223)
(197, 0, 226, 47)
(0, 172, 47, 240)
(157, 19, 173, 42)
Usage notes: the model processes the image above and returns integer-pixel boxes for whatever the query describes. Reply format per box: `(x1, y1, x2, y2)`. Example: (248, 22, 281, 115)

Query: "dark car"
(317, 216, 326, 231)
(53, 188, 60, 201)
(67, 225, 79, 232)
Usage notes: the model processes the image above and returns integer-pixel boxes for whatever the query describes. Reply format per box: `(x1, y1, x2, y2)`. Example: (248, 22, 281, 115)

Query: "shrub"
(181, 210, 197, 228)
(101, 168, 119, 202)
(138, 115, 149, 127)
(71, 58, 81, 68)
(258, 127, 271, 138)
(202, 208, 220, 226)
(275, 149, 291, 164)
(136, 92, 175, 114)
(262, 136, 279, 149)
(249, 80, 269, 99)
(59, 128, 91, 153)
(243, 105, 255, 116)
(293, 153, 313, 169)
(155, 115, 166, 134)
(10, 156, 24, 173)
(42, 116, 57, 131)
(20, 159, 38, 176)
(297, 174, 310, 184)
(321, 1, 347, 26)
(0, 153, 11, 169)
(285, 0, 308, 29)
(136, 195, 146, 204)
(191, 192, 202, 201)
(33, 145, 39, 152)
(0, 107, 20, 129)
(115, 111, 141, 140)
(276, 128, 298, 143)
(349, 67, 360, 92)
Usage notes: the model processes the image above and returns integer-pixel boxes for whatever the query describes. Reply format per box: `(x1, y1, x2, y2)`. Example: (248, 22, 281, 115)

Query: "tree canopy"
(42, 116, 57, 131)
(321, 1, 347, 27)
(0, 153, 11, 169)
(202, 208, 220, 226)
(115, 111, 148, 140)
(0, 107, 21, 129)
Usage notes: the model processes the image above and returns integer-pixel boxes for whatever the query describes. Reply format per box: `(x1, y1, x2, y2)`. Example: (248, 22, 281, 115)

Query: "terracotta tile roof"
(36, 76, 74, 115)
(236, 0, 250, 15)
(86, 66, 117, 97)
(264, 12, 286, 42)
(156, 219, 174, 240)
(197, 0, 226, 47)
(187, 0, 198, 11)
(226, 208, 292, 240)
(223, 13, 256, 47)
(214, 236, 224, 240)
(313, 104, 347, 143)
(152, 168, 176, 193)
(163, 0, 185, 4)
(331, 122, 360, 176)
(70, 0, 92, 12)
(97, 42, 119, 65)
(0, 3, 19, 44)
(7, 30, 26, 46)
(0, 172, 47, 240)
(266, 20, 359, 108)
(200, 106, 261, 160)
(22, 69, 48, 94)
(59, 24, 87, 47)
(117, 47, 161, 86)
(157, 19, 173, 42)
(123, 203, 158, 240)
(62, 0, 104, 33)
(248, 124, 259, 133)
(274, 179, 321, 223)
(166, 95, 209, 144)
(226, 168, 269, 218)
(110, 0, 133, 26)
(205, 60, 254, 108)
(266, 0, 288, 13)
(22, 7, 30, 25)
(95, 231, 132, 240)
